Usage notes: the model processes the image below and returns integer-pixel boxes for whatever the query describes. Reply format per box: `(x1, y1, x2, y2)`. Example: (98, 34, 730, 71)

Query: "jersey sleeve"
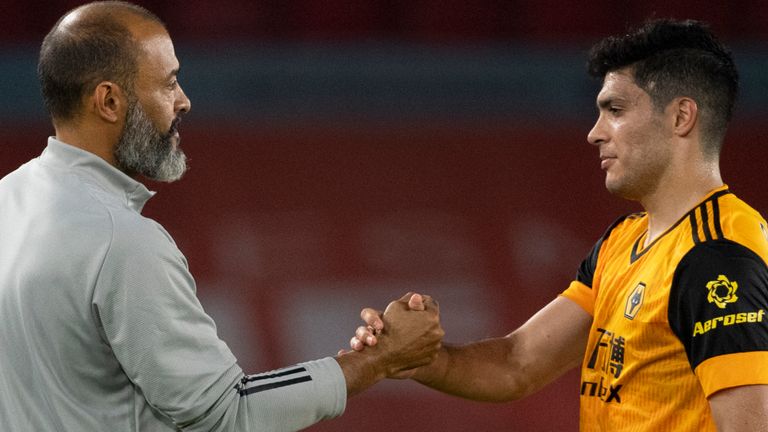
(561, 281, 595, 316)
(668, 239, 768, 397)
(93, 213, 346, 430)
(561, 216, 629, 316)
(560, 227, 604, 316)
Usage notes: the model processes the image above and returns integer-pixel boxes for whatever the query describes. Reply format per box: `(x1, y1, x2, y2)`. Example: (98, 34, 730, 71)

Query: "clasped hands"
(342, 292, 444, 378)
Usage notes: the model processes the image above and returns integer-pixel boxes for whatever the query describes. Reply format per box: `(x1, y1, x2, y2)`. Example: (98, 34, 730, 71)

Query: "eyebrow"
(165, 68, 179, 81)
(596, 95, 627, 109)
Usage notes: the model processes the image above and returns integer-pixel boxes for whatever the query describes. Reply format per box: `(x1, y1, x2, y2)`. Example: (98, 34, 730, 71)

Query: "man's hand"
(339, 292, 443, 380)
(348, 293, 426, 352)
(335, 292, 443, 396)
(376, 292, 443, 377)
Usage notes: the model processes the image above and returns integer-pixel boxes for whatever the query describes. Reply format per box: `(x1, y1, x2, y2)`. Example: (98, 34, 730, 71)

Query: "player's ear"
(92, 81, 128, 123)
(672, 97, 697, 137)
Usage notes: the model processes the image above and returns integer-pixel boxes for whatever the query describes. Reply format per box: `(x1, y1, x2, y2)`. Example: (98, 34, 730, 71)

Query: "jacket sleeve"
(93, 214, 345, 431)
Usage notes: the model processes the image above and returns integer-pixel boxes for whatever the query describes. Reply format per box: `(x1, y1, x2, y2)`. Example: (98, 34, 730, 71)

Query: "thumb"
(408, 293, 425, 311)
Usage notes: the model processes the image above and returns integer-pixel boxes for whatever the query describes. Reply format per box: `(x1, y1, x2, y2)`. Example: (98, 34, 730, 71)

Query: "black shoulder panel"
(668, 240, 768, 370)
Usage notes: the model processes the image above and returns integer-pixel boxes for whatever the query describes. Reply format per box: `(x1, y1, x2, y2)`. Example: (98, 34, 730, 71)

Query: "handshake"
(336, 292, 445, 395)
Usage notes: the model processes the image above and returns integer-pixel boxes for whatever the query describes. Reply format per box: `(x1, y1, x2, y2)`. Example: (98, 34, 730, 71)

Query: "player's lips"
(600, 155, 616, 170)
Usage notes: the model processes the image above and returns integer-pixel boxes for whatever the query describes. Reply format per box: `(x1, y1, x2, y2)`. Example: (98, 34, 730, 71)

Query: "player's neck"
(641, 167, 723, 246)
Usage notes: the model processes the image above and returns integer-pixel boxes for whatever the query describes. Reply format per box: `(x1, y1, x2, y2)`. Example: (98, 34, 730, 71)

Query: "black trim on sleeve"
(235, 366, 314, 397)
(239, 376, 313, 396)
(241, 367, 307, 383)
(576, 214, 636, 288)
(668, 240, 768, 370)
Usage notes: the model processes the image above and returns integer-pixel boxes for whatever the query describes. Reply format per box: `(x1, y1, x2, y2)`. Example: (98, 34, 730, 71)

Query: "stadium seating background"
(2, 1, 767, 430)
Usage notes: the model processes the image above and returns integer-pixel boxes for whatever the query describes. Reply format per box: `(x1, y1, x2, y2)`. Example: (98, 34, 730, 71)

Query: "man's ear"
(92, 81, 127, 123)
(672, 97, 698, 137)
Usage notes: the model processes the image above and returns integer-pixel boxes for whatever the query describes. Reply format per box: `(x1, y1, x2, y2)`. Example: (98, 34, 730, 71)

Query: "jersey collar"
(630, 185, 731, 263)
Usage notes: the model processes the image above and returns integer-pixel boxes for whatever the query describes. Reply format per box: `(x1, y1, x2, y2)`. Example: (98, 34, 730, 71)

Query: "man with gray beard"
(0, 2, 444, 431)
(115, 96, 186, 182)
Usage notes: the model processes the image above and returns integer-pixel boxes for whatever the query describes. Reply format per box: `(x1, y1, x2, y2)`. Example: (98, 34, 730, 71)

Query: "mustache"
(168, 117, 182, 136)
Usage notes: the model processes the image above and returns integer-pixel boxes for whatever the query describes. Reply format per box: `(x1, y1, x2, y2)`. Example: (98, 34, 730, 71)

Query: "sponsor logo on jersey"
(587, 328, 626, 379)
(706, 275, 738, 309)
(582, 328, 625, 403)
(624, 282, 645, 320)
(692, 309, 765, 337)
(580, 377, 623, 403)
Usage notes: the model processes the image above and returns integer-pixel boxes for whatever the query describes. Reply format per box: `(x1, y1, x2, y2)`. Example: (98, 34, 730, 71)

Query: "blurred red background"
(2, 1, 767, 430)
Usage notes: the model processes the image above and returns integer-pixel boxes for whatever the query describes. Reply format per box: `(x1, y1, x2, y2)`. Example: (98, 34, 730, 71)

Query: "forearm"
(412, 337, 532, 402)
(410, 297, 590, 402)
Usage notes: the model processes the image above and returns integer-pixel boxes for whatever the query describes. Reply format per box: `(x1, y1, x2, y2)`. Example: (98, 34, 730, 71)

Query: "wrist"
(335, 347, 388, 397)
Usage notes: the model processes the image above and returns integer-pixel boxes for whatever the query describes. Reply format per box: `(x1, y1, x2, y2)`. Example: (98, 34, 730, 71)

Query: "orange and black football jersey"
(562, 185, 768, 431)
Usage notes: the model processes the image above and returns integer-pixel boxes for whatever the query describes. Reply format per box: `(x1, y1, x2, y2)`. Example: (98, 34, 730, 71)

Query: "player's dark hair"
(588, 19, 739, 157)
(38, 1, 164, 122)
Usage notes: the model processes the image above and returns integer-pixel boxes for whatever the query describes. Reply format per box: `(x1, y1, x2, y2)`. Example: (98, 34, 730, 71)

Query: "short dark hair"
(588, 19, 739, 156)
(37, 1, 163, 122)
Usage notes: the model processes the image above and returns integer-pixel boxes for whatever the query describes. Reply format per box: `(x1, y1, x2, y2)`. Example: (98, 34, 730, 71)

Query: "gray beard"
(115, 100, 187, 182)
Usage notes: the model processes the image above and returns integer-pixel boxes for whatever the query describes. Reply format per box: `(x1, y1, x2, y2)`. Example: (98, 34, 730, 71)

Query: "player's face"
(115, 24, 191, 182)
(587, 69, 673, 201)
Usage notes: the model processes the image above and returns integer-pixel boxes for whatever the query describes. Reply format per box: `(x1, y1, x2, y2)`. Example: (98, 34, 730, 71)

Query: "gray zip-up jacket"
(0, 138, 345, 431)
